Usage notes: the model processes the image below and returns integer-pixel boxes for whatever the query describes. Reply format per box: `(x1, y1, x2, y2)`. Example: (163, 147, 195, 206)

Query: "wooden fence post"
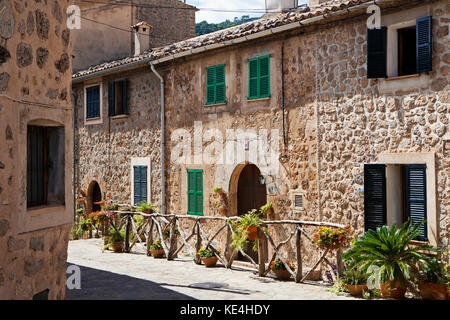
(295, 227, 303, 283)
(168, 218, 178, 260)
(336, 248, 344, 279)
(124, 214, 131, 253)
(258, 228, 266, 277)
(195, 221, 202, 265)
(146, 219, 154, 256)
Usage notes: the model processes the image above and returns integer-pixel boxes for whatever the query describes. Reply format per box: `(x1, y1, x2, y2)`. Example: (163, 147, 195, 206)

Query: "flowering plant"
(312, 226, 351, 251)
(103, 201, 119, 211)
(270, 259, 295, 271)
(198, 247, 221, 258)
(150, 240, 163, 251)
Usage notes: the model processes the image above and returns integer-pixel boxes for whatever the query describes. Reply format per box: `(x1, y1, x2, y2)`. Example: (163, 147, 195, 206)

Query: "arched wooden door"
(91, 182, 102, 212)
(237, 164, 267, 262)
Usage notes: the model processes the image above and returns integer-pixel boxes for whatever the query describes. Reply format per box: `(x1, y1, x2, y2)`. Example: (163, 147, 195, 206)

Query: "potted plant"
(198, 247, 221, 267)
(230, 210, 268, 252)
(150, 240, 165, 258)
(103, 201, 119, 211)
(216, 203, 227, 215)
(270, 259, 295, 280)
(109, 229, 124, 253)
(213, 187, 224, 196)
(342, 266, 369, 297)
(312, 226, 351, 252)
(137, 202, 155, 214)
(343, 220, 434, 300)
(418, 256, 448, 300)
(260, 201, 274, 216)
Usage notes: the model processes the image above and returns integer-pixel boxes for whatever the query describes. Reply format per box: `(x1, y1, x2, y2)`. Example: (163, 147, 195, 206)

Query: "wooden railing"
(107, 209, 346, 283)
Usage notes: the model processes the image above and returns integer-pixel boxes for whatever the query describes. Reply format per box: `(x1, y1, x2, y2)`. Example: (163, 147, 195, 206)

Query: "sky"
(186, 0, 308, 24)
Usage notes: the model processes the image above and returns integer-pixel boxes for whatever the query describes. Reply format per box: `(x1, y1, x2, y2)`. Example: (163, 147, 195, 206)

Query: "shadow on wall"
(66, 264, 196, 300)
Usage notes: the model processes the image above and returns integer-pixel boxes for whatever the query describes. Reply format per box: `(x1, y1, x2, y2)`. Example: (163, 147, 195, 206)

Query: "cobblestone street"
(66, 239, 356, 300)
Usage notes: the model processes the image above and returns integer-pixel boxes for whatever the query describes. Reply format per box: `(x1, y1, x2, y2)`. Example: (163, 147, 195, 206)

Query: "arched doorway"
(236, 163, 268, 262)
(87, 181, 102, 213)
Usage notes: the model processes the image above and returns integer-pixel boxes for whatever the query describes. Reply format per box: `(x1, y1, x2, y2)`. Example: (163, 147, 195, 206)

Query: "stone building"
(0, 0, 73, 299)
(73, 0, 450, 266)
(72, 0, 197, 72)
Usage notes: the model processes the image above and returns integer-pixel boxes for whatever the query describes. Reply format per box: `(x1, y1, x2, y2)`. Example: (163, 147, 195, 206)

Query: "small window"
(367, 16, 432, 79)
(27, 125, 65, 208)
(248, 55, 270, 100)
(133, 165, 147, 205)
(85, 85, 101, 119)
(108, 79, 129, 117)
(206, 65, 225, 105)
(294, 194, 304, 209)
(187, 170, 203, 216)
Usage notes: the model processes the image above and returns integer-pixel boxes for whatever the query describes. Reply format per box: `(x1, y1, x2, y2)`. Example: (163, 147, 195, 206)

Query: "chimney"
(265, 0, 298, 14)
(309, 0, 330, 6)
(131, 22, 152, 56)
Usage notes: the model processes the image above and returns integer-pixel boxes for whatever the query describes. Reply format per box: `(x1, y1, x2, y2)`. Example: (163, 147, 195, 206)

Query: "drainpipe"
(72, 92, 78, 222)
(149, 62, 166, 215)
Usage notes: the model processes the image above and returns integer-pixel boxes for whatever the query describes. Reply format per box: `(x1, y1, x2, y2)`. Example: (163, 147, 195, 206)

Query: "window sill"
(86, 117, 100, 121)
(204, 102, 227, 108)
(385, 73, 420, 81)
(247, 96, 271, 102)
(110, 114, 129, 120)
(27, 204, 65, 216)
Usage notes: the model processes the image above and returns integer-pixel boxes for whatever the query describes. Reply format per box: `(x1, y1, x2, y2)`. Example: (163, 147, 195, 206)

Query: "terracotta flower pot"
(247, 226, 258, 241)
(273, 269, 292, 281)
(380, 280, 407, 300)
(201, 256, 219, 267)
(418, 281, 448, 300)
(150, 249, 165, 258)
(346, 284, 368, 297)
(111, 242, 123, 253)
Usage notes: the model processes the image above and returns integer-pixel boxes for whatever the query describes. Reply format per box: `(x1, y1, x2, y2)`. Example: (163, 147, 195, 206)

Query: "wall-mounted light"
(259, 175, 266, 185)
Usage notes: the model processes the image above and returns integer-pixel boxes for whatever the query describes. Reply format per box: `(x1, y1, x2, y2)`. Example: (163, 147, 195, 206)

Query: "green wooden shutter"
(206, 66, 216, 105)
(364, 164, 387, 232)
(215, 65, 226, 104)
(248, 58, 259, 99)
(134, 166, 148, 205)
(86, 85, 100, 119)
(122, 79, 129, 115)
(367, 27, 387, 79)
(108, 81, 115, 116)
(405, 165, 427, 241)
(259, 56, 270, 98)
(187, 170, 203, 216)
(416, 16, 432, 74)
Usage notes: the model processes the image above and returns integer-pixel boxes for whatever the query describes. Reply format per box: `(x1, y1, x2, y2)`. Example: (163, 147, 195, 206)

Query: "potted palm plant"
(150, 240, 165, 258)
(342, 266, 369, 297)
(230, 210, 268, 252)
(198, 247, 221, 267)
(260, 201, 274, 216)
(343, 220, 434, 300)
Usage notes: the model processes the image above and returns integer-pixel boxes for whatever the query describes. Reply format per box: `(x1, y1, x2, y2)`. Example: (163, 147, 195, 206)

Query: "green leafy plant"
(109, 228, 125, 243)
(259, 201, 273, 215)
(421, 256, 449, 285)
(133, 214, 146, 227)
(150, 240, 163, 251)
(343, 220, 435, 288)
(342, 266, 369, 286)
(137, 202, 155, 214)
(230, 209, 268, 252)
(198, 247, 221, 258)
(213, 187, 223, 193)
(103, 201, 119, 211)
(120, 205, 135, 212)
(79, 219, 91, 232)
(76, 208, 84, 214)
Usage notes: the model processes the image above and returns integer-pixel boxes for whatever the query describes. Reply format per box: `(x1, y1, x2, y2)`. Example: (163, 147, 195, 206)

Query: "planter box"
(419, 281, 448, 300)
(380, 281, 406, 300)
(273, 269, 292, 281)
(150, 249, 165, 258)
(346, 284, 368, 297)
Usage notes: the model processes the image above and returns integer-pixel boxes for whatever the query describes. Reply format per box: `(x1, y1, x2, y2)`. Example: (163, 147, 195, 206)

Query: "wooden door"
(237, 164, 267, 262)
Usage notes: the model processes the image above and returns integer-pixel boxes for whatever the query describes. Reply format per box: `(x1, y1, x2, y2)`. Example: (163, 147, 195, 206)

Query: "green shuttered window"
(206, 65, 226, 105)
(364, 164, 387, 232)
(248, 55, 270, 100)
(86, 85, 101, 119)
(134, 166, 148, 205)
(187, 170, 203, 216)
(405, 165, 427, 241)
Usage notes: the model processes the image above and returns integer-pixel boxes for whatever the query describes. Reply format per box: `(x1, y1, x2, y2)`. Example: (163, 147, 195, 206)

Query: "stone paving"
(66, 239, 357, 300)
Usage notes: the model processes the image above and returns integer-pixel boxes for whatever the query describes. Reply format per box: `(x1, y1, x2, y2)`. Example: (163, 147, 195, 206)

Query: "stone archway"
(86, 181, 102, 213)
(229, 162, 268, 262)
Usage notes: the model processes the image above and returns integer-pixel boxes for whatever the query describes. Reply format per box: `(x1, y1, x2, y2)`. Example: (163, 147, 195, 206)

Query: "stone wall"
(160, 0, 450, 265)
(73, 68, 162, 209)
(0, 0, 73, 299)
